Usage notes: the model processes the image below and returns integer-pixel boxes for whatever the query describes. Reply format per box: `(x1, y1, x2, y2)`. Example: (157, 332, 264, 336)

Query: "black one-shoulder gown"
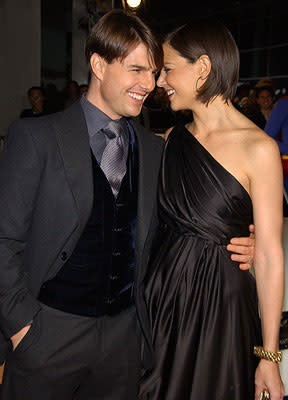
(141, 125, 261, 400)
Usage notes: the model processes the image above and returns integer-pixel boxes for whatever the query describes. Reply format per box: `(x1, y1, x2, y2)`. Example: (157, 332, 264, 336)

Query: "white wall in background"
(72, 0, 89, 86)
(0, 0, 41, 135)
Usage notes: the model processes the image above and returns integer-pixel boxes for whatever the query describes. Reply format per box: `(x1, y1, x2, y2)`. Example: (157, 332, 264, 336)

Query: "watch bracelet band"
(253, 346, 282, 363)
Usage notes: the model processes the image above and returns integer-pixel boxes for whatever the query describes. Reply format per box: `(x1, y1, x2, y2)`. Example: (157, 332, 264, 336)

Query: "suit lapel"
(53, 101, 93, 232)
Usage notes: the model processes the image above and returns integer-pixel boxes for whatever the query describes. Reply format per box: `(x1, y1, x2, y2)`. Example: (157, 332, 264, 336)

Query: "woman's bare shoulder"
(243, 125, 278, 155)
(223, 114, 280, 171)
(239, 124, 281, 174)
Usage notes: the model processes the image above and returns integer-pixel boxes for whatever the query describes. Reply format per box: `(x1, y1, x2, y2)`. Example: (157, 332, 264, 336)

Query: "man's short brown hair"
(85, 9, 163, 71)
(166, 19, 240, 105)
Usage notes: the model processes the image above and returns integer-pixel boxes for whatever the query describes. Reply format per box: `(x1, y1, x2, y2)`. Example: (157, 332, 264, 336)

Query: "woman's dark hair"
(166, 19, 240, 105)
(85, 9, 163, 71)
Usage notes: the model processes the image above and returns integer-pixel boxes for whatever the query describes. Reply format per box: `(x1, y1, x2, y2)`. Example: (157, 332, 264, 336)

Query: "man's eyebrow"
(128, 64, 157, 72)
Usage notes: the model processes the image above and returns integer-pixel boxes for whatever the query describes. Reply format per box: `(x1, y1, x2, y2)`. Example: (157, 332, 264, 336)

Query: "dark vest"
(38, 126, 138, 317)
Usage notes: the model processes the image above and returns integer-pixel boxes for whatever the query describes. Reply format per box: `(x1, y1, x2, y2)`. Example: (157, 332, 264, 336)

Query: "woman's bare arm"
(248, 134, 284, 400)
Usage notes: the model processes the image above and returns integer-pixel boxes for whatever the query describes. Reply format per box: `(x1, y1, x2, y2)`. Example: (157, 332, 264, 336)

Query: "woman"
(141, 19, 284, 400)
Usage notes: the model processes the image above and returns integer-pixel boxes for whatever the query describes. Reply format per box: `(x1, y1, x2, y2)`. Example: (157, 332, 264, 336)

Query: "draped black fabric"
(141, 124, 261, 400)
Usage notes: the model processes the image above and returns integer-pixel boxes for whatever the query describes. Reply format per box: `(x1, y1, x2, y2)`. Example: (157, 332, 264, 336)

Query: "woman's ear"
(90, 53, 107, 81)
(198, 54, 211, 79)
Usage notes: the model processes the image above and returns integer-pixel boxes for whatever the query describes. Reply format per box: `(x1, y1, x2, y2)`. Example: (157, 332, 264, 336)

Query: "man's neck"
(86, 82, 122, 121)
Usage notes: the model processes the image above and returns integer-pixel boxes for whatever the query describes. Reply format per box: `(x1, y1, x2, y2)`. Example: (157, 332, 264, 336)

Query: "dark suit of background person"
(265, 97, 288, 194)
(0, 93, 163, 398)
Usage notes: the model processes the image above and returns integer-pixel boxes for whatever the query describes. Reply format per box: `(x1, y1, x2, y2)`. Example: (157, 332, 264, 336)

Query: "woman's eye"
(164, 67, 171, 73)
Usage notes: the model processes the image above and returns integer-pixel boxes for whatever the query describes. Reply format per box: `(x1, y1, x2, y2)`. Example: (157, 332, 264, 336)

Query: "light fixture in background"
(126, 0, 142, 7)
(122, 0, 145, 11)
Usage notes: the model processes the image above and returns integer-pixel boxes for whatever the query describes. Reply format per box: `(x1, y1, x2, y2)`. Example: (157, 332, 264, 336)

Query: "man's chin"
(124, 107, 143, 118)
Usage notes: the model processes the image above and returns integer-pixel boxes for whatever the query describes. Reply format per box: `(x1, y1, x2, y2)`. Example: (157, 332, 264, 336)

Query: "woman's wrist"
(254, 346, 282, 363)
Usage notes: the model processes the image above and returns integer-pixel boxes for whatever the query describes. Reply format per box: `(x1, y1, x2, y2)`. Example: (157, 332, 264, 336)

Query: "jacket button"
(61, 251, 67, 261)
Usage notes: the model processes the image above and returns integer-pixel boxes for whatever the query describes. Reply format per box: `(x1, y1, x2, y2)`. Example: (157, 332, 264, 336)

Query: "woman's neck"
(187, 97, 237, 137)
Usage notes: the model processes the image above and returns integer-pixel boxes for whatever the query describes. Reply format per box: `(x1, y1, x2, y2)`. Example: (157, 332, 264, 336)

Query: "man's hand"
(226, 224, 255, 270)
(10, 324, 31, 351)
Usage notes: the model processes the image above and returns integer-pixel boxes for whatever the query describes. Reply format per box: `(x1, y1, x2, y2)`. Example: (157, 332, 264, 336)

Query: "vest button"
(112, 251, 121, 257)
(113, 227, 123, 232)
(109, 274, 118, 280)
(61, 251, 67, 261)
(106, 297, 115, 305)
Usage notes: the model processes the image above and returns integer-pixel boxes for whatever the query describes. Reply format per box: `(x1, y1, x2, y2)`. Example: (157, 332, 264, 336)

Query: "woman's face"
(157, 43, 199, 111)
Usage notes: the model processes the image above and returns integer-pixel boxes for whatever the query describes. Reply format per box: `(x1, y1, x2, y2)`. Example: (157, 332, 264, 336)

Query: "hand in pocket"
(11, 324, 32, 351)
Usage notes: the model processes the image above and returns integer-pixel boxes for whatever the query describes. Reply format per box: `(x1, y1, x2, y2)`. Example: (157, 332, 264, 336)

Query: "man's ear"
(90, 53, 107, 81)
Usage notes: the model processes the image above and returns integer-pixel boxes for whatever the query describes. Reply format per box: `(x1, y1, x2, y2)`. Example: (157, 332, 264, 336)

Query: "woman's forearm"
(254, 246, 284, 352)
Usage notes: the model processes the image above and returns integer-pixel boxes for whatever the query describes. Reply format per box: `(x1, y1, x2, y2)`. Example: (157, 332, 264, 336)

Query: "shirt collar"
(80, 93, 126, 138)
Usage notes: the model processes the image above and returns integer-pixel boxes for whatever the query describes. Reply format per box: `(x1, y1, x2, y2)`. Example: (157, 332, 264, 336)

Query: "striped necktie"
(100, 120, 128, 197)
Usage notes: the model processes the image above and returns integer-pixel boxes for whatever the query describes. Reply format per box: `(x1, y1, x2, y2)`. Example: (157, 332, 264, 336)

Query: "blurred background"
(0, 0, 287, 137)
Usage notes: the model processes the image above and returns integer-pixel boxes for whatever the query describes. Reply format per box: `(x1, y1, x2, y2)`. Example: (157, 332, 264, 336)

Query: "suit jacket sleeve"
(0, 119, 42, 338)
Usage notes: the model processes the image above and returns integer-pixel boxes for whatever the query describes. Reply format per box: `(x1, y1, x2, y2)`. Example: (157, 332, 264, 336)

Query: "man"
(64, 80, 80, 108)
(20, 86, 46, 118)
(0, 10, 254, 399)
(245, 85, 275, 129)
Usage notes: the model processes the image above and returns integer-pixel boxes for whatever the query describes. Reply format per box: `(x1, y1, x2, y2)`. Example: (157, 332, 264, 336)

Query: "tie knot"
(103, 120, 122, 139)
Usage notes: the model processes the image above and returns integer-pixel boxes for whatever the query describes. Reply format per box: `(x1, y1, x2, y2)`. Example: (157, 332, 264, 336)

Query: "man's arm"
(0, 120, 42, 344)
(226, 224, 255, 270)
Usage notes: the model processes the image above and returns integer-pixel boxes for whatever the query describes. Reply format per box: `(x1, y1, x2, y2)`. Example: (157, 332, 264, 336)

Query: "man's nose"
(142, 72, 155, 92)
(138, 73, 155, 95)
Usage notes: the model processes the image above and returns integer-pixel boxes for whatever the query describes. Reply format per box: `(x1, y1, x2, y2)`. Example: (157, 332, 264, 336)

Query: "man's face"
(29, 89, 44, 107)
(95, 43, 157, 119)
(256, 89, 273, 110)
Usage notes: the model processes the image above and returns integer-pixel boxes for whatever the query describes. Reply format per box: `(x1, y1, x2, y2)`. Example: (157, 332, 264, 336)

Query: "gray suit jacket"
(0, 101, 164, 365)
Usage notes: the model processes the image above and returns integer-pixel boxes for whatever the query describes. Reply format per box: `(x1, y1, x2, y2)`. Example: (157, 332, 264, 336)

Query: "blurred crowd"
(233, 78, 286, 129)
(19, 81, 89, 119)
(233, 79, 288, 195)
